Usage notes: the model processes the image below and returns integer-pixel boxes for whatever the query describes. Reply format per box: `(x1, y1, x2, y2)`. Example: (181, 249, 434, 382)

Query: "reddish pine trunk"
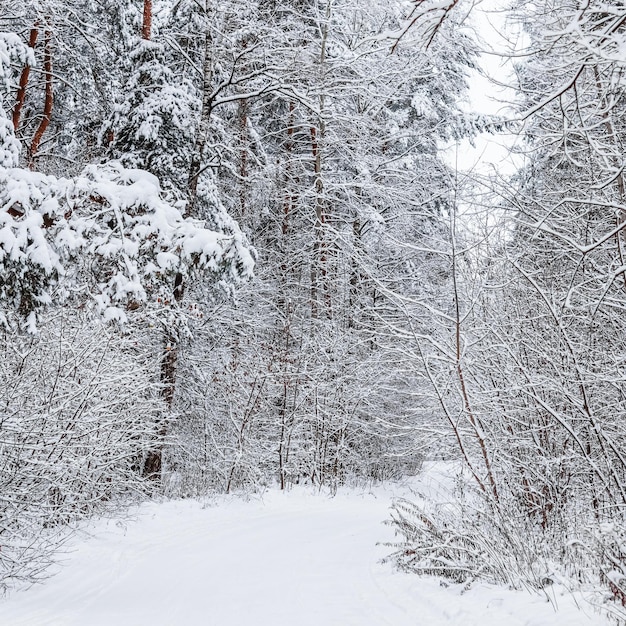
(29, 29, 53, 170)
(12, 24, 39, 132)
(142, 0, 152, 40)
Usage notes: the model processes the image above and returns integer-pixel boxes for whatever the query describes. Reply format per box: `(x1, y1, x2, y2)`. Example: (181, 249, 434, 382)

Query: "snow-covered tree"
(0, 12, 254, 587)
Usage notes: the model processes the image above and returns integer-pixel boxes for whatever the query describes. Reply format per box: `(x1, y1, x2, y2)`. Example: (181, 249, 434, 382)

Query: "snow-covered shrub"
(586, 523, 626, 619)
(385, 476, 552, 591)
(385, 465, 626, 623)
(0, 312, 162, 591)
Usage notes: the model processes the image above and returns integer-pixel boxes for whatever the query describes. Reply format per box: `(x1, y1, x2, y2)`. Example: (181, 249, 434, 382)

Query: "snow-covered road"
(0, 483, 611, 626)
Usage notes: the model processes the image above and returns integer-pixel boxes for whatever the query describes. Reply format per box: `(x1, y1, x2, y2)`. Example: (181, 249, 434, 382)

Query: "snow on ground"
(0, 470, 613, 626)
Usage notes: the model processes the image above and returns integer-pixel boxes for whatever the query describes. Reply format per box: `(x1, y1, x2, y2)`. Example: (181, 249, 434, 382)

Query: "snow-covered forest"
(2, 0, 626, 622)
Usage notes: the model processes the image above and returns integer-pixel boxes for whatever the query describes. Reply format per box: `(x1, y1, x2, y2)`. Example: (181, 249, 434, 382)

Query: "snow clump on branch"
(0, 161, 254, 327)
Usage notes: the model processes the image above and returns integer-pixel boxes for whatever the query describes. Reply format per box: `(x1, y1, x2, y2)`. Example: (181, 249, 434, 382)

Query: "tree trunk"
(142, 0, 152, 40)
(310, 2, 332, 320)
(145, 12, 215, 480)
(12, 24, 39, 132)
(143, 274, 185, 479)
(187, 26, 214, 218)
(29, 28, 53, 170)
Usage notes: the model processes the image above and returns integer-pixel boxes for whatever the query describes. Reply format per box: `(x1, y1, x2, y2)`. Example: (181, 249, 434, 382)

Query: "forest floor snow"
(0, 466, 613, 626)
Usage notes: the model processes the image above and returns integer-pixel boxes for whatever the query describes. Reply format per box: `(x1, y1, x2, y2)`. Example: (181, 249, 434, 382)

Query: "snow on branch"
(0, 161, 254, 328)
(390, 0, 462, 52)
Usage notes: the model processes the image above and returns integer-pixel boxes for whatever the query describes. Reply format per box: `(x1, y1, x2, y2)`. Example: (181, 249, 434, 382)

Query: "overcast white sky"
(446, 0, 523, 178)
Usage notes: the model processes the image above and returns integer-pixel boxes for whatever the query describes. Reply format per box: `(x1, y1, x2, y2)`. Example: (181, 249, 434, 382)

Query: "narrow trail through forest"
(0, 477, 610, 626)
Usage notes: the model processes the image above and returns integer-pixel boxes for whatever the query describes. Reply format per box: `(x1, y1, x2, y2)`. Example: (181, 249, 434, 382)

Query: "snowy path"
(0, 485, 611, 626)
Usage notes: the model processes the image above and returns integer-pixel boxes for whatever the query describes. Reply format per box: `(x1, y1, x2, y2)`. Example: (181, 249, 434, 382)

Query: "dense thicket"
(166, 0, 479, 494)
(387, 1, 626, 621)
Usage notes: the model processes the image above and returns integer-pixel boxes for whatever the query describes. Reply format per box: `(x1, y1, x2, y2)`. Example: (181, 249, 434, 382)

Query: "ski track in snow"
(0, 479, 613, 626)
